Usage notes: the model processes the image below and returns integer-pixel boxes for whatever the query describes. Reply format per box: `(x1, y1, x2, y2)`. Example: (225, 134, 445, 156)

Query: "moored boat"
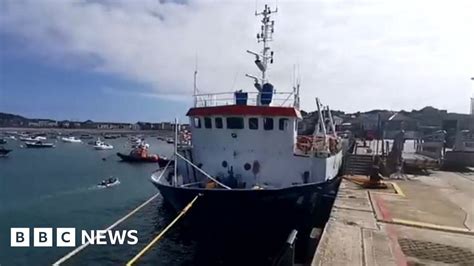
(93, 138, 114, 150)
(25, 141, 55, 148)
(0, 138, 6, 144)
(0, 146, 12, 156)
(117, 142, 169, 166)
(151, 4, 343, 236)
(94, 143, 114, 150)
(19, 136, 45, 142)
(61, 136, 82, 143)
(80, 134, 94, 140)
(116, 152, 170, 167)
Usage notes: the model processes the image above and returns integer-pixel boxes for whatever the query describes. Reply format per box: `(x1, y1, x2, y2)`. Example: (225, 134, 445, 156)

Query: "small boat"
(25, 141, 55, 148)
(165, 137, 174, 144)
(0, 147, 12, 156)
(9, 136, 16, 140)
(34, 135, 47, 141)
(61, 136, 82, 143)
(93, 138, 114, 150)
(104, 134, 119, 139)
(80, 134, 94, 139)
(0, 138, 6, 144)
(97, 177, 120, 188)
(19, 136, 44, 142)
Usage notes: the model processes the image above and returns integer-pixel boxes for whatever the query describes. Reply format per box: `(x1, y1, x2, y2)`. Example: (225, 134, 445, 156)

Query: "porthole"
(244, 163, 251, 171)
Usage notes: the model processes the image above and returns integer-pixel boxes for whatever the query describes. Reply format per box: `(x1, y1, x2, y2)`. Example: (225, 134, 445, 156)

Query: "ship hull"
(152, 176, 340, 231)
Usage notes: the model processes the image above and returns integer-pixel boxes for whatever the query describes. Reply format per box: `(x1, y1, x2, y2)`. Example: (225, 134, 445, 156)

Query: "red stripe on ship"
(187, 105, 301, 118)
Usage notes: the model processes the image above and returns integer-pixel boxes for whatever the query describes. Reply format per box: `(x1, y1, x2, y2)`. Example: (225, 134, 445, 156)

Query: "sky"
(1, 0, 473, 123)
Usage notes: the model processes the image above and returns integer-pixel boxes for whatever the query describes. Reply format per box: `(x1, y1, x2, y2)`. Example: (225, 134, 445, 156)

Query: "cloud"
(1, 0, 473, 113)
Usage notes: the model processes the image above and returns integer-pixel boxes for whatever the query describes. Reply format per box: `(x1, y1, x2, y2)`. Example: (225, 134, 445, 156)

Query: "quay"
(312, 170, 474, 265)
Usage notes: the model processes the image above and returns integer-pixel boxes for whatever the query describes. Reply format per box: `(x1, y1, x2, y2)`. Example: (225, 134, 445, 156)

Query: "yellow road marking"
(384, 182, 406, 197)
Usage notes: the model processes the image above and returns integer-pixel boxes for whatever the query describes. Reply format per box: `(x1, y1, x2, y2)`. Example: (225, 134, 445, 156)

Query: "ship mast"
(246, 4, 277, 91)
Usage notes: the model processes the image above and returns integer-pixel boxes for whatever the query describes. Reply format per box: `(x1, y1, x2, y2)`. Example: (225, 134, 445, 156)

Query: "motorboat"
(25, 141, 55, 148)
(0, 138, 6, 144)
(165, 137, 174, 144)
(0, 147, 12, 156)
(117, 152, 170, 166)
(34, 135, 47, 141)
(93, 138, 114, 150)
(117, 143, 170, 166)
(97, 177, 120, 188)
(104, 134, 119, 139)
(80, 134, 94, 140)
(61, 136, 82, 143)
(19, 136, 45, 142)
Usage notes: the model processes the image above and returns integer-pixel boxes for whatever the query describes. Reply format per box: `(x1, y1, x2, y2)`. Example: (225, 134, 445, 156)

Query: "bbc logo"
(11, 228, 76, 247)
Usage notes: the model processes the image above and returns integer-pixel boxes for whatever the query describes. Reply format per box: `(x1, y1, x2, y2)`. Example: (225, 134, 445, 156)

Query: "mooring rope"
(126, 194, 202, 266)
(52, 193, 160, 265)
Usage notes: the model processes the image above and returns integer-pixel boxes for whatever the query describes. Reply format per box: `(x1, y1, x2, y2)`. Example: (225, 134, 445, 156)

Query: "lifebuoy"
(297, 136, 312, 154)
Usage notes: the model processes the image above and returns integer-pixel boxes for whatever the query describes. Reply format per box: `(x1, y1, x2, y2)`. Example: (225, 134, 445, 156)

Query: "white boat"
(150, 4, 343, 234)
(61, 136, 82, 143)
(19, 136, 45, 142)
(93, 138, 114, 150)
(97, 178, 120, 188)
(25, 141, 55, 148)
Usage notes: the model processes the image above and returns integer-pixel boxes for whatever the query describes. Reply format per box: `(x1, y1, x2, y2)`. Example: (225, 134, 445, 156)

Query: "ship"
(151, 5, 343, 236)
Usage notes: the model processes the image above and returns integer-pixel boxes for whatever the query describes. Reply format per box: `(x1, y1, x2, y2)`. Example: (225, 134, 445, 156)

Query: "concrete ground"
(312, 170, 474, 266)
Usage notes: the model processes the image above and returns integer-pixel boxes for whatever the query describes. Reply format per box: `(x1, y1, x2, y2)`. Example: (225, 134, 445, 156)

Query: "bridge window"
(193, 117, 201, 128)
(279, 118, 289, 131)
(204, 117, 212, 128)
(215, 117, 223, 129)
(263, 117, 274, 131)
(226, 117, 244, 129)
(249, 118, 259, 130)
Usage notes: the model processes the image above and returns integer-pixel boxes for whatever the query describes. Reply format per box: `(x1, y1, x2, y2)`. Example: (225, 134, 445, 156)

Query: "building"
(27, 120, 58, 128)
(384, 112, 419, 139)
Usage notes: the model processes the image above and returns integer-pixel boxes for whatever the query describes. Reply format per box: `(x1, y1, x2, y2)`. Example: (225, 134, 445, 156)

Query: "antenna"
(193, 54, 198, 107)
(246, 3, 277, 88)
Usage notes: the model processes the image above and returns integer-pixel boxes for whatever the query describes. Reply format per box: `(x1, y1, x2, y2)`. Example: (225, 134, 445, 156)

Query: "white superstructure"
(170, 4, 343, 189)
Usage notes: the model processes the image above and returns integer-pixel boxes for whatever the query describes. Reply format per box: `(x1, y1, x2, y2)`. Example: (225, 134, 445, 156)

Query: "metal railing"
(194, 91, 297, 108)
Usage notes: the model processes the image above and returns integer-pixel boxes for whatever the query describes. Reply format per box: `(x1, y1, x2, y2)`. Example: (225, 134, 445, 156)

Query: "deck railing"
(194, 91, 297, 108)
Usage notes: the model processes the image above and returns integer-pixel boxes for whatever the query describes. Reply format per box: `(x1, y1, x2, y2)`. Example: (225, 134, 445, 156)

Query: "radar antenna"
(246, 4, 277, 88)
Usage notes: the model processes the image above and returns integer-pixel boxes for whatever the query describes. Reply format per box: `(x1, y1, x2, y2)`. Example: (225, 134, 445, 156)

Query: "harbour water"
(0, 137, 199, 265)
